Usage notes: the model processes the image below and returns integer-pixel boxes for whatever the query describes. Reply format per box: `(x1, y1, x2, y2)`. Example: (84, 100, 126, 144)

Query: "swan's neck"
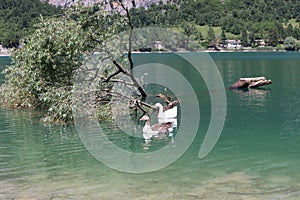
(157, 106, 164, 115)
(145, 119, 151, 126)
(143, 119, 155, 133)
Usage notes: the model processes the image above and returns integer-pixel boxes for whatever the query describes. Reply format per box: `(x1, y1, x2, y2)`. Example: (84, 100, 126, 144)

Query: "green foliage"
(181, 22, 196, 38)
(284, 36, 298, 51)
(128, 0, 300, 46)
(2, 0, 300, 49)
(0, 0, 62, 48)
(241, 29, 249, 47)
(268, 27, 280, 47)
(220, 28, 227, 45)
(0, 4, 126, 123)
(207, 27, 216, 45)
(1, 16, 88, 122)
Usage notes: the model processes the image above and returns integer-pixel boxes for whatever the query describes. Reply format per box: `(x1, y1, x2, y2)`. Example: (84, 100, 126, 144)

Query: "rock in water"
(229, 77, 272, 89)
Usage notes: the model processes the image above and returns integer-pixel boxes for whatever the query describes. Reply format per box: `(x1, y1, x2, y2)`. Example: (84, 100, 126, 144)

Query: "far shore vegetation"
(1, 0, 300, 50)
(1, 0, 300, 123)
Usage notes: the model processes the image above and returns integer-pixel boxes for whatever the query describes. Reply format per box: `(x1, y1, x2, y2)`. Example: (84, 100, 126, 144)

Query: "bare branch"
(101, 89, 154, 109)
(102, 69, 122, 83)
(109, 79, 135, 86)
(137, 100, 155, 109)
(116, 1, 147, 99)
(119, 2, 134, 70)
(112, 60, 128, 74)
(136, 101, 148, 114)
(112, 60, 147, 98)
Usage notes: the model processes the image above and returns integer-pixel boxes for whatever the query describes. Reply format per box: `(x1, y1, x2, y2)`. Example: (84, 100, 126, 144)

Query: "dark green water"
(1, 52, 300, 199)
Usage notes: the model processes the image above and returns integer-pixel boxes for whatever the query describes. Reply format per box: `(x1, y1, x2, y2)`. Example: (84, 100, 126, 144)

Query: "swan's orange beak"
(140, 115, 149, 121)
(140, 116, 146, 121)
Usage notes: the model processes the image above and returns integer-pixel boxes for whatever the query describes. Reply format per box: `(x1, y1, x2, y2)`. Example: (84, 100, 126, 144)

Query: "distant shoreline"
(1, 49, 298, 57)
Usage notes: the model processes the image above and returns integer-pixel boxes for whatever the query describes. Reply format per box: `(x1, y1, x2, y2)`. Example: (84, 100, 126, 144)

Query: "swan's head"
(153, 103, 163, 109)
(140, 115, 150, 121)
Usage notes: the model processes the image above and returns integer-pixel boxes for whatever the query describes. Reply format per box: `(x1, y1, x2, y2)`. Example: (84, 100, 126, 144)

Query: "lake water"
(1, 52, 300, 199)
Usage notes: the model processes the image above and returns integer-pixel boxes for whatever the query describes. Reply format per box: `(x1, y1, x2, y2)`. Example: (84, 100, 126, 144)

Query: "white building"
(0, 45, 9, 55)
(153, 41, 164, 50)
(226, 40, 242, 49)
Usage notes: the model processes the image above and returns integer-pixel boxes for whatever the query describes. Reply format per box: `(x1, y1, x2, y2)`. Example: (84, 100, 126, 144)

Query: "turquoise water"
(1, 52, 300, 199)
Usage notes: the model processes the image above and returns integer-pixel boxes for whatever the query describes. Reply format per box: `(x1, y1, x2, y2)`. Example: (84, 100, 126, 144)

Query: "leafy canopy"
(1, 4, 126, 123)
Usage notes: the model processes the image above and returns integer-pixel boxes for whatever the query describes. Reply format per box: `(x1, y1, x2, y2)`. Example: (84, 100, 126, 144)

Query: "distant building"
(255, 39, 266, 47)
(153, 41, 164, 50)
(0, 45, 9, 55)
(226, 40, 242, 49)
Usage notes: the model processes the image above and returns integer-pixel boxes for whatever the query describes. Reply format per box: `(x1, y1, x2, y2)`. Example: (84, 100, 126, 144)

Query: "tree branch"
(102, 69, 122, 83)
(117, 1, 147, 99)
(112, 60, 127, 74)
(109, 79, 135, 86)
(112, 60, 147, 98)
(136, 100, 148, 114)
(101, 89, 154, 109)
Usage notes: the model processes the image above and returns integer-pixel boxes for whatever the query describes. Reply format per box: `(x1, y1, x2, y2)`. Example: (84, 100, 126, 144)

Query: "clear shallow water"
(1, 52, 300, 199)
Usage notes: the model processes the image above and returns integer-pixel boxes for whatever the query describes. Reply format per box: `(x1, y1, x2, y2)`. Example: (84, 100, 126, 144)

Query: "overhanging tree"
(1, 3, 128, 123)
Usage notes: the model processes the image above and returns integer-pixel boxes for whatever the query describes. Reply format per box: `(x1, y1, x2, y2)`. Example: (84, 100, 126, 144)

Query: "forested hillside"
(0, 0, 61, 47)
(1, 0, 300, 48)
(130, 0, 300, 46)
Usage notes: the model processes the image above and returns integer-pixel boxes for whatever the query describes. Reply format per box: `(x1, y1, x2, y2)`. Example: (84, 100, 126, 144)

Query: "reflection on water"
(279, 88, 300, 137)
(141, 117, 177, 150)
(231, 88, 271, 107)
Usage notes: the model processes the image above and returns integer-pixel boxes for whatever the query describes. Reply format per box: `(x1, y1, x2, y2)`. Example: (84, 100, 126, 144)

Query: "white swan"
(140, 115, 173, 133)
(154, 103, 177, 119)
(140, 115, 173, 142)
